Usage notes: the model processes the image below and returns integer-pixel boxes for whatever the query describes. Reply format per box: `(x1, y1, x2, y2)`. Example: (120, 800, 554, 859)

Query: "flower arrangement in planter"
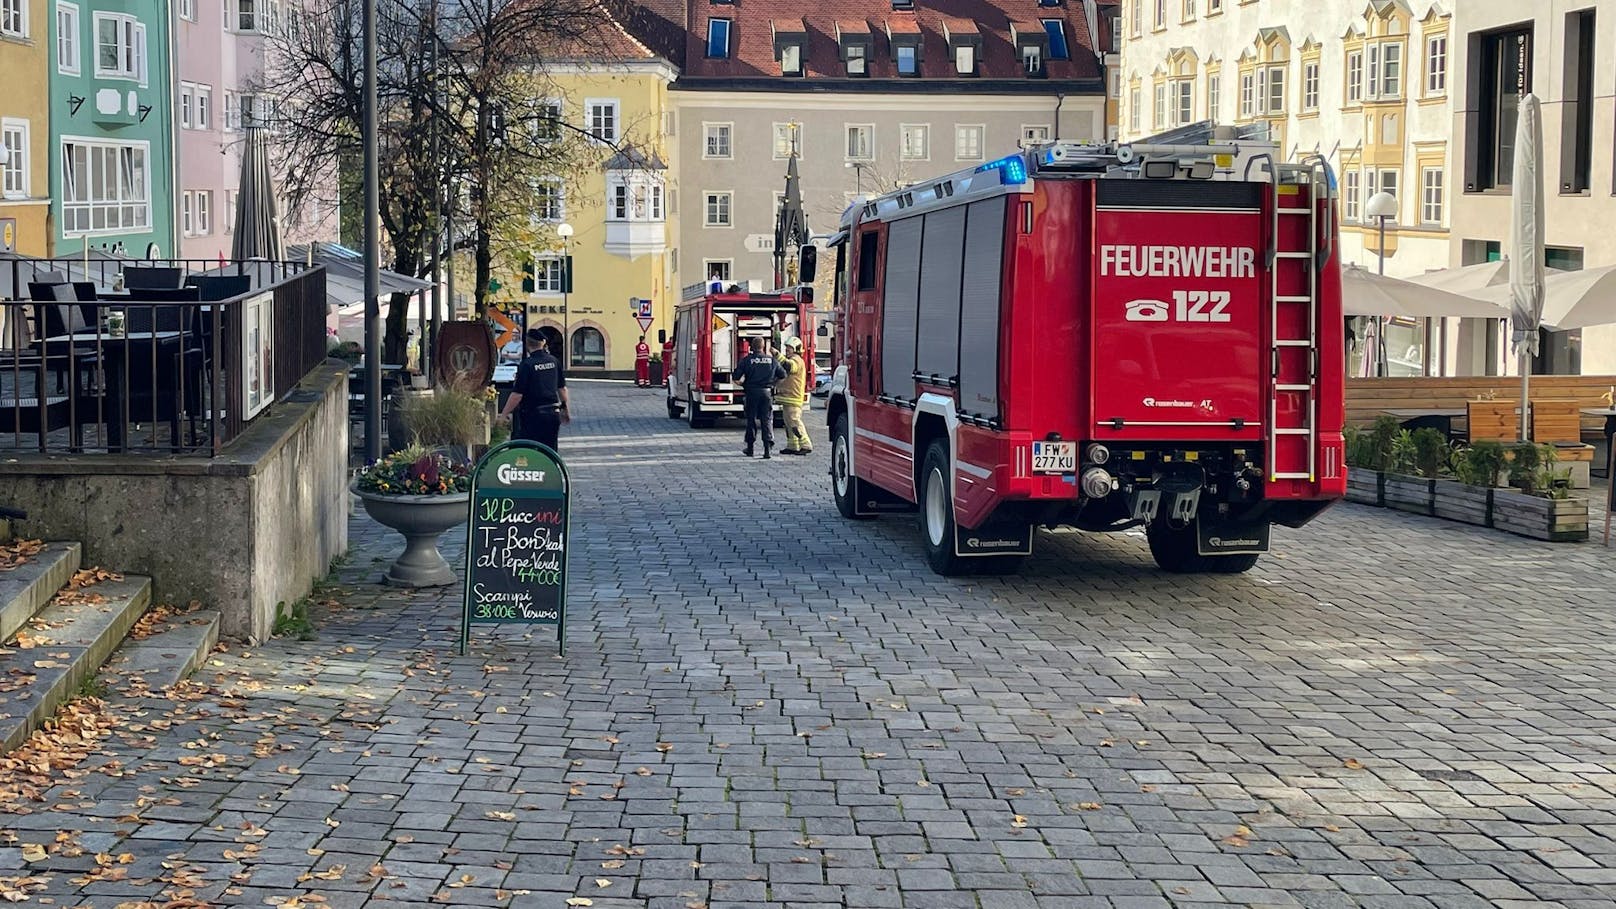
(351, 445, 473, 587)
(1343, 418, 1587, 542)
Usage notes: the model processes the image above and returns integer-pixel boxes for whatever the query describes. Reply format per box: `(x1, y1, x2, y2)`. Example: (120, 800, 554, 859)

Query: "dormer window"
(888, 20, 922, 76)
(892, 0, 914, 8)
(838, 21, 873, 76)
(706, 18, 731, 58)
(955, 44, 975, 74)
(944, 19, 982, 76)
(773, 18, 807, 75)
(1012, 21, 1049, 76)
(848, 43, 868, 74)
(895, 41, 920, 75)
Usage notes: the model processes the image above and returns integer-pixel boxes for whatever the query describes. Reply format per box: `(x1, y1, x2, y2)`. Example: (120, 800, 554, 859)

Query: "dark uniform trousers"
(744, 390, 774, 450)
(517, 408, 562, 451)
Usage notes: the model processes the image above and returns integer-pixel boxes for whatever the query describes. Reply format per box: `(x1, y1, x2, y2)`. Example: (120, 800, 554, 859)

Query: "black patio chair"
(122, 266, 185, 291)
(186, 275, 252, 301)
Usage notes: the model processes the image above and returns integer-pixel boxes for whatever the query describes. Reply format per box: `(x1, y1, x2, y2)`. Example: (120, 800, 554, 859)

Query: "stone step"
(0, 574, 152, 753)
(98, 609, 221, 694)
(0, 542, 83, 645)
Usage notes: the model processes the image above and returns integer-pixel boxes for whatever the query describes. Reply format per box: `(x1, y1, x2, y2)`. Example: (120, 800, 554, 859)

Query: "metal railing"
(0, 259, 328, 456)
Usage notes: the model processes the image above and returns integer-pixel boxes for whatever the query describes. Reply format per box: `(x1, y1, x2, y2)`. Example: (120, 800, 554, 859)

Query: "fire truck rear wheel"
(920, 441, 969, 576)
(667, 395, 682, 419)
(831, 414, 867, 521)
(1146, 523, 1260, 574)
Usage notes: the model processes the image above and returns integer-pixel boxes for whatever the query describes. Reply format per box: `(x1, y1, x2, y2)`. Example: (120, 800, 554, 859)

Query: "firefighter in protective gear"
(775, 336, 813, 455)
(735, 341, 786, 458)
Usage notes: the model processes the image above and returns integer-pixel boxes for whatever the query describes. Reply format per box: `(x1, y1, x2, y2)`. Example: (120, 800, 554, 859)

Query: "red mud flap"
(955, 524, 1034, 558)
(1196, 520, 1271, 557)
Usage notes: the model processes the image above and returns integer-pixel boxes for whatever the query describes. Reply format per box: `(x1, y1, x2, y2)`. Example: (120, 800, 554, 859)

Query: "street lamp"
(1364, 191, 1398, 377)
(556, 222, 574, 365)
(845, 160, 866, 195)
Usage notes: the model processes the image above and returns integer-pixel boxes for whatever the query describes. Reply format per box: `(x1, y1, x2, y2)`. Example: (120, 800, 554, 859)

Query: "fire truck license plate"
(1032, 442, 1077, 474)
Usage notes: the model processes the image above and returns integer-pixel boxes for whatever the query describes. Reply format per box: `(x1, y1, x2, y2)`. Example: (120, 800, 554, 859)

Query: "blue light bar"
(976, 154, 1027, 185)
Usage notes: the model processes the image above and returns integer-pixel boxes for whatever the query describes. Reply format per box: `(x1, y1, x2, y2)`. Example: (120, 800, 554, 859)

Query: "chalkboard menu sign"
(461, 441, 570, 655)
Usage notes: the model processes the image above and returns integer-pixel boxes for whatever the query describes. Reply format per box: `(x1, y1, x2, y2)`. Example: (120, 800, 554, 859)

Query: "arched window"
(571, 327, 606, 368)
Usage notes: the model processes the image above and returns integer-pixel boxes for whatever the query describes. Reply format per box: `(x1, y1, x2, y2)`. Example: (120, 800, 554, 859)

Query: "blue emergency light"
(976, 154, 1028, 185)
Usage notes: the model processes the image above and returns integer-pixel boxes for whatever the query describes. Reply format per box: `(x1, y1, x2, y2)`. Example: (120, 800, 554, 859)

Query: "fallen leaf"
(600, 860, 624, 870)
(655, 743, 673, 753)
(1343, 758, 1365, 770)
(565, 900, 593, 907)
(1011, 815, 1028, 828)
(20, 844, 47, 862)
(594, 879, 611, 888)
(1076, 802, 1102, 811)
(485, 811, 516, 821)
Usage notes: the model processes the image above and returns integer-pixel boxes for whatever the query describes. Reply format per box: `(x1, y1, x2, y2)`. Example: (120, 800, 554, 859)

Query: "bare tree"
(262, 0, 619, 359)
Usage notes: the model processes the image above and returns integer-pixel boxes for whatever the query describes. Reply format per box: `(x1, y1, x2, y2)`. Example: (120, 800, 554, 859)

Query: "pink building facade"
(173, 2, 336, 260)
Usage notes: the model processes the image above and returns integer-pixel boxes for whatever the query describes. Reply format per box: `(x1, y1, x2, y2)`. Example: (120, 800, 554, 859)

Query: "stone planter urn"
(351, 484, 469, 587)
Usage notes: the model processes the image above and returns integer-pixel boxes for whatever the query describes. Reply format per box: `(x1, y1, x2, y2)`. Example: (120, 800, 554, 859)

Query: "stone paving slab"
(2, 380, 1615, 907)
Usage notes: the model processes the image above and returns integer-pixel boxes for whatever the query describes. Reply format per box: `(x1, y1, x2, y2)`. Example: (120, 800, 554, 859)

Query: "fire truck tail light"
(976, 154, 1027, 185)
(1081, 468, 1114, 500)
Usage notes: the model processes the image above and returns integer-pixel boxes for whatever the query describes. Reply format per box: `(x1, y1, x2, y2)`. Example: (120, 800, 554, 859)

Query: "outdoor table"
(1380, 407, 1467, 441)
(42, 330, 183, 452)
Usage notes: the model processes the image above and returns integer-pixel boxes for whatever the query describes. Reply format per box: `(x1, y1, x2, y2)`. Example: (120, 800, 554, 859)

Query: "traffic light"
(521, 261, 535, 294)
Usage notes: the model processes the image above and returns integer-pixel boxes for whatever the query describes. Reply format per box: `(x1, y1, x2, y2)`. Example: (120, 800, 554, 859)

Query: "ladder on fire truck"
(1267, 159, 1333, 483)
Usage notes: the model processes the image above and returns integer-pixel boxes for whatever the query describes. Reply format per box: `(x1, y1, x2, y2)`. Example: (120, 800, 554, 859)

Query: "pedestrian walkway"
(4, 380, 1616, 908)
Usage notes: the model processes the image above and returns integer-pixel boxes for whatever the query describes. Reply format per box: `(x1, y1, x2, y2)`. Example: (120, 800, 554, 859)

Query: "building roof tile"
(658, 0, 1100, 84)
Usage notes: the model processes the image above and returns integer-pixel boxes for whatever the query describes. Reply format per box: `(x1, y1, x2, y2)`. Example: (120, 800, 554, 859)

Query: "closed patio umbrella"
(1510, 94, 1546, 440)
(231, 126, 285, 261)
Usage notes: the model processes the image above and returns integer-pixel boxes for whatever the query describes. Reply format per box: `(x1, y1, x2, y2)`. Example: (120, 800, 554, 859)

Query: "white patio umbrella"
(1510, 94, 1546, 440)
(1515, 265, 1616, 330)
(1341, 264, 1511, 319)
(1408, 260, 1514, 293)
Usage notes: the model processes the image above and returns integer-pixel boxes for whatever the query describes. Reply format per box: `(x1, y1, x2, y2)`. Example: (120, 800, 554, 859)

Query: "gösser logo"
(1124, 290, 1233, 324)
(497, 462, 547, 484)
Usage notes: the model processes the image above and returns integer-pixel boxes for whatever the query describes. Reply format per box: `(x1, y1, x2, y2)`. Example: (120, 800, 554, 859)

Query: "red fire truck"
(666, 280, 815, 428)
(821, 137, 1345, 575)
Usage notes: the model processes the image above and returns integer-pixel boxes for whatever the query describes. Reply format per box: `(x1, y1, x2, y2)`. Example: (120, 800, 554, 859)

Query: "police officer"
(734, 339, 785, 459)
(499, 328, 571, 451)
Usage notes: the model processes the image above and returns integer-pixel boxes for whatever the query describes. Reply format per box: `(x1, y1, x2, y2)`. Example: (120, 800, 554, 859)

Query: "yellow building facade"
(509, 55, 679, 379)
(0, 0, 51, 255)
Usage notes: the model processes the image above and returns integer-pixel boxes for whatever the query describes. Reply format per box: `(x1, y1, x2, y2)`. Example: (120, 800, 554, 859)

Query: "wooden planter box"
(1432, 479, 1492, 527)
(1345, 469, 1382, 506)
(1467, 399, 1520, 443)
(1382, 473, 1434, 516)
(1491, 489, 1589, 542)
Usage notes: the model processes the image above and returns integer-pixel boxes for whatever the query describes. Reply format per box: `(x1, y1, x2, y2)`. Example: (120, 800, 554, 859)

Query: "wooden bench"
(1350, 376, 1616, 440)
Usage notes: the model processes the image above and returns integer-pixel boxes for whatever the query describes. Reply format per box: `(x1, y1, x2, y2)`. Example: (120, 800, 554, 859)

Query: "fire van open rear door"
(1088, 180, 1267, 444)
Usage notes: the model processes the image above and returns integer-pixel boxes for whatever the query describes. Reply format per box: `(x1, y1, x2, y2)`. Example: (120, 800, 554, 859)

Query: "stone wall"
(0, 362, 351, 642)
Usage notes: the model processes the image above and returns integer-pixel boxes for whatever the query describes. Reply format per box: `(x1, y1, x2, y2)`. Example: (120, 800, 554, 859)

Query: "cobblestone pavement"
(5, 379, 1616, 909)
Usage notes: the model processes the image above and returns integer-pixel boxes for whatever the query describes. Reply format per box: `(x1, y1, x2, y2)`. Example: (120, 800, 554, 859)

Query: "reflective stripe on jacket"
(775, 353, 808, 405)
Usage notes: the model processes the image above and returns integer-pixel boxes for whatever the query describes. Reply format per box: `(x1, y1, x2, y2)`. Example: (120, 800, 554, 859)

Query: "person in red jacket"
(634, 335, 651, 387)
